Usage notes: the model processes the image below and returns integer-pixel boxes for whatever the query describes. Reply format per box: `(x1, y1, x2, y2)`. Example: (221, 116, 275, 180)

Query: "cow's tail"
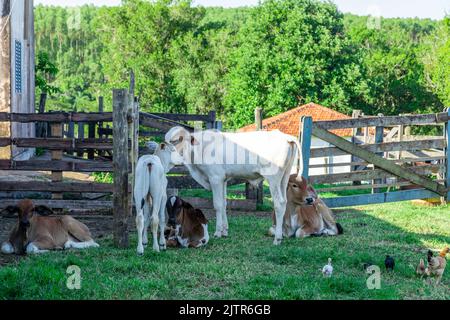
(135, 158, 154, 212)
(289, 138, 302, 177)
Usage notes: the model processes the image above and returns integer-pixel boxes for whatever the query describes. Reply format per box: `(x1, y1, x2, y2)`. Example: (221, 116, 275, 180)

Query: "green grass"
(0, 202, 449, 300)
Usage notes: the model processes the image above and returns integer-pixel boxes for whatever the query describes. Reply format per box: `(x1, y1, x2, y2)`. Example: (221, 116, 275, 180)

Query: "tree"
(224, 0, 368, 129)
(422, 17, 450, 106)
(98, 0, 204, 113)
(344, 15, 442, 116)
(35, 51, 59, 96)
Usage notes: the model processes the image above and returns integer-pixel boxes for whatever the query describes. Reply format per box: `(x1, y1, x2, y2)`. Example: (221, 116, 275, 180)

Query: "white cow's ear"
(178, 136, 184, 143)
(191, 136, 199, 145)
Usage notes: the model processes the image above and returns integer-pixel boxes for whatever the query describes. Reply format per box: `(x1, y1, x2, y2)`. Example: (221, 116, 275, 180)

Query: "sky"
(33, 0, 450, 20)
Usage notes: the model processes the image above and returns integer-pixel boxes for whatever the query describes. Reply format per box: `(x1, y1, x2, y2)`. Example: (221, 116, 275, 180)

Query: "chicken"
(416, 258, 425, 277)
(385, 255, 395, 271)
(425, 247, 449, 285)
(322, 258, 333, 277)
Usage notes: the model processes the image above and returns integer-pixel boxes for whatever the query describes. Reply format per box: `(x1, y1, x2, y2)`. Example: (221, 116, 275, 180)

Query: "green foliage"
(35, 51, 60, 96)
(34, 4, 106, 112)
(0, 202, 449, 299)
(34, 1, 447, 129)
(421, 17, 450, 106)
(344, 15, 443, 116)
(92, 172, 113, 184)
(97, 0, 204, 113)
(224, 0, 366, 128)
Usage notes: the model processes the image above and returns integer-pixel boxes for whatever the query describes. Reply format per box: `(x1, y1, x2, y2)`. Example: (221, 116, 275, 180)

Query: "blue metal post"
(299, 116, 312, 180)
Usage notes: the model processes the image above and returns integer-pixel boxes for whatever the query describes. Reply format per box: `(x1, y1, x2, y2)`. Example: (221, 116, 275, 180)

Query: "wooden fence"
(298, 108, 450, 208)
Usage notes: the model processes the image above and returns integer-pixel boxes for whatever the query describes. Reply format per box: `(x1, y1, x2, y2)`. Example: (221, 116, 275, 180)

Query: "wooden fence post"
(246, 108, 264, 204)
(351, 110, 362, 185)
(51, 122, 63, 200)
(299, 116, 312, 180)
(77, 122, 85, 157)
(129, 96, 139, 210)
(87, 123, 96, 160)
(445, 107, 450, 203)
(373, 114, 384, 193)
(36, 93, 47, 138)
(215, 121, 223, 131)
(98, 96, 105, 157)
(66, 120, 75, 156)
(207, 111, 216, 129)
(113, 89, 131, 248)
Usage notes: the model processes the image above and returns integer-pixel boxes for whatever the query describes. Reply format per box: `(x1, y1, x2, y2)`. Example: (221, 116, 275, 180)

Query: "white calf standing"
(134, 143, 184, 255)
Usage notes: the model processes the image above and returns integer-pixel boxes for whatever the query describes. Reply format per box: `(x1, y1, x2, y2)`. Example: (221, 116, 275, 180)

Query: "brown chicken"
(416, 258, 425, 277)
(425, 247, 449, 284)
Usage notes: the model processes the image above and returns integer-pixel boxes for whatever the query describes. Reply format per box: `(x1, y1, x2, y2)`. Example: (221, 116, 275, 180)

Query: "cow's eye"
(292, 184, 298, 188)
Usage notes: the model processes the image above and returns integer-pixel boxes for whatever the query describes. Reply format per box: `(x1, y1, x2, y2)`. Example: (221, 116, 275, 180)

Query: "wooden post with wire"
(51, 121, 63, 200)
(113, 89, 131, 248)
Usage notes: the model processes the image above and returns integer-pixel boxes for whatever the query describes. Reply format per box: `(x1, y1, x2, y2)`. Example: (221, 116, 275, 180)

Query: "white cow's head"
(151, 141, 185, 173)
(165, 126, 198, 162)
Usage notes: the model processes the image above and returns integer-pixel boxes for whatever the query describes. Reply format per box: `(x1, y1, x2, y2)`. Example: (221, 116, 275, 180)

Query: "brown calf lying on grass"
(1, 199, 99, 255)
(269, 175, 343, 238)
(165, 196, 209, 248)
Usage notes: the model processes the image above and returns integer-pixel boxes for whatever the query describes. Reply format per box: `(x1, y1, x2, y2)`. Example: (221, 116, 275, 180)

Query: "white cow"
(165, 126, 299, 245)
(134, 142, 183, 255)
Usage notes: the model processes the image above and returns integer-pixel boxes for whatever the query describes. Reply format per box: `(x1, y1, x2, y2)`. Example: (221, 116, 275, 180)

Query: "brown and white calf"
(269, 175, 343, 238)
(165, 196, 209, 248)
(1, 199, 99, 255)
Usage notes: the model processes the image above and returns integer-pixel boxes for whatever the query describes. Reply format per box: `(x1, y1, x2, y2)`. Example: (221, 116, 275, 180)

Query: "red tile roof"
(239, 102, 353, 137)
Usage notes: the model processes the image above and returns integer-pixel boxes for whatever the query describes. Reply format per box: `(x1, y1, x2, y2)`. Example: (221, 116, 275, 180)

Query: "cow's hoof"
(91, 242, 100, 248)
(137, 245, 144, 255)
(152, 244, 160, 253)
(214, 231, 222, 238)
(142, 242, 148, 247)
(1, 242, 14, 254)
(273, 238, 282, 246)
(159, 244, 167, 251)
(222, 229, 228, 237)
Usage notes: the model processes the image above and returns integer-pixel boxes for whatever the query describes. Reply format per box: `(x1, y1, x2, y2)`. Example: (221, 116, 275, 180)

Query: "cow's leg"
(64, 239, 99, 249)
(142, 202, 151, 246)
(1, 242, 14, 254)
(221, 184, 228, 237)
(26, 243, 50, 254)
(150, 194, 161, 253)
(267, 177, 288, 246)
(211, 178, 226, 238)
(26, 236, 55, 254)
(158, 192, 167, 250)
(136, 206, 145, 255)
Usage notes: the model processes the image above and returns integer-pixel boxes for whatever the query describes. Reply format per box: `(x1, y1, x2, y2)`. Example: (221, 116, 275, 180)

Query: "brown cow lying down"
(269, 175, 343, 238)
(165, 196, 209, 248)
(1, 199, 99, 255)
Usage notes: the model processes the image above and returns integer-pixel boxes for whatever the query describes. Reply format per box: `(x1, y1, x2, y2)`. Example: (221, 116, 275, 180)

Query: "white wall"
(290, 136, 352, 178)
(10, 0, 35, 160)
(309, 136, 352, 176)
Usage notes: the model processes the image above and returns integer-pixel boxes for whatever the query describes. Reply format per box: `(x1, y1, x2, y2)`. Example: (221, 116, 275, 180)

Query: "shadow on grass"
(0, 203, 449, 300)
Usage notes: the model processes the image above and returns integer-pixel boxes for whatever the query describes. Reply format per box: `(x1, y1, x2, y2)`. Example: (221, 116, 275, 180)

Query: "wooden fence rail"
(314, 112, 450, 130)
(299, 108, 450, 207)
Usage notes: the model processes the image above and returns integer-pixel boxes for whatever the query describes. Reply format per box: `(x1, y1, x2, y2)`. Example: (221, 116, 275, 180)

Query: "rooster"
(425, 247, 449, 284)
